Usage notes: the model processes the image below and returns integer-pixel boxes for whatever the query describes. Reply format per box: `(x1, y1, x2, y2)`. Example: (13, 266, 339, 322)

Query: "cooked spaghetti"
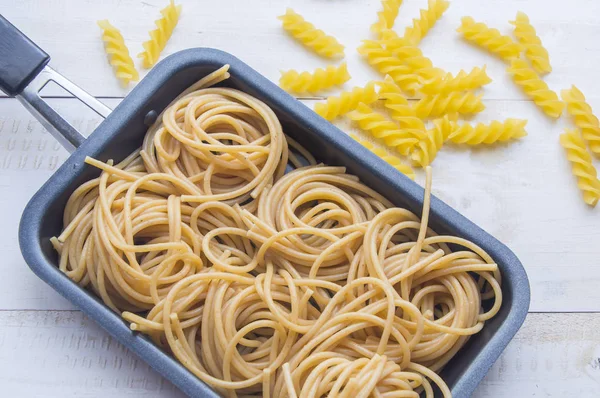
(51, 65, 502, 397)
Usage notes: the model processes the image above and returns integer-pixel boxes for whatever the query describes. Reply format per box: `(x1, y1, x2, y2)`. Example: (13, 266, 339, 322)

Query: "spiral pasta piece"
(348, 103, 419, 155)
(351, 134, 415, 179)
(420, 66, 492, 95)
(414, 91, 485, 119)
(314, 82, 379, 120)
(358, 40, 421, 95)
(510, 11, 551, 75)
(561, 85, 600, 155)
(278, 8, 345, 58)
(97, 20, 139, 86)
(371, 0, 403, 37)
(448, 119, 527, 145)
(138, 0, 182, 68)
(457, 16, 523, 62)
(279, 63, 350, 94)
(411, 116, 455, 167)
(380, 30, 446, 82)
(507, 59, 564, 118)
(403, 0, 450, 45)
(378, 76, 427, 140)
(559, 129, 600, 206)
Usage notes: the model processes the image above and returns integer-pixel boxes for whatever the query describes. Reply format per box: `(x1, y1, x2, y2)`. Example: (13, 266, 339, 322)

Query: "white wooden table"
(1, 0, 600, 396)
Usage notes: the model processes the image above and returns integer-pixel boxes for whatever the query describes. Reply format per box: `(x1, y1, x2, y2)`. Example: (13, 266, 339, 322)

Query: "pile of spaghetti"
(51, 66, 502, 397)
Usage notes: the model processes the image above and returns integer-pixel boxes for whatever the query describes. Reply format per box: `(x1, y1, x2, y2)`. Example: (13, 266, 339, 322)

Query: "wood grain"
(0, 311, 598, 397)
(2, 0, 600, 102)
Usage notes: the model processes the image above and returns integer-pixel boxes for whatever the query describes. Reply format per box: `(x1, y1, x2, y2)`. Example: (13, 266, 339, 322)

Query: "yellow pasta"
(559, 129, 600, 206)
(278, 8, 345, 58)
(357, 40, 422, 95)
(411, 115, 455, 167)
(279, 62, 350, 94)
(414, 91, 485, 119)
(561, 85, 600, 156)
(448, 119, 528, 145)
(507, 59, 564, 118)
(314, 82, 379, 120)
(420, 66, 492, 95)
(97, 20, 139, 86)
(371, 0, 403, 37)
(138, 0, 182, 68)
(457, 16, 523, 62)
(347, 103, 419, 155)
(380, 30, 446, 82)
(350, 134, 415, 179)
(510, 11, 551, 75)
(378, 76, 427, 140)
(403, 0, 450, 45)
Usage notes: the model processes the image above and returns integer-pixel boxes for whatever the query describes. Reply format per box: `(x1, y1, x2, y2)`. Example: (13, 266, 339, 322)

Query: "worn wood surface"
(1, 0, 599, 396)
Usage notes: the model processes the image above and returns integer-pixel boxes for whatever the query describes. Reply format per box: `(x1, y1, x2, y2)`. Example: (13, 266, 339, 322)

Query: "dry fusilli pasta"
(561, 85, 600, 155)
(507, 59, 564, 118)
(279, 8, 344, 58)
(559, 129, 600, 206)
(457, 16, 523, 62)
(411, 115, 455, 167)
(350, 134, 415, 179)
(97, 20, 139, 86)
(371, 0, 403, 37)
(448, 119, 528, 145)
(420, 66, 492, 95)
(279, 62, 350, 94)
(380, 30, 445, 82)
(347, 103, 419, 155)
(403, 0, 450, 45)
(314, 83, 379, 120)
(510, 12, 551, 75)
(138, 0, 182, 68)
(414, 91, 485, 119)
(378, 76, 427, 140)
(358, 40, 421, 95)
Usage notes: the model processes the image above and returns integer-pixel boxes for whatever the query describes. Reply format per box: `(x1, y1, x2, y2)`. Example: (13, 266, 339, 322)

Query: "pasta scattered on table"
(371, 0, 404, 37)
(403, 0, 450, 45)
(314, 82, 379, 120)
(348, 103, 419, 155)
(507, 59, 564, 118)
(378, 76, 427, 139)
(279, 8, 345, 58)
(510, 11, 551, 75)
(138, 0, 182, 68)
(411, 115, 456, 167)
(358, 39, 421, 95)
(380, 30, 446, 81)
(351, 134, 415, 179)
(413, 91, 485, 119)
(279, 62, 350, 94)
(457, 16, 523, 62)
(97, 20, 139, 86)
(561, 85, 600, 155)
(559, 129, 600, 206)
(420, 66, 492, 95)
(448, 119, 528, 145)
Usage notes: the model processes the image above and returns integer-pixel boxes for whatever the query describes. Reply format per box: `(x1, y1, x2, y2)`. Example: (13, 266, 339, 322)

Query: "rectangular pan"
(17, 48, 530, 397)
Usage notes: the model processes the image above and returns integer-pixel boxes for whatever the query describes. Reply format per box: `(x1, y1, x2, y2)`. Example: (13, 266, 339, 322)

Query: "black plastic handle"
(0, 14, 50, 96)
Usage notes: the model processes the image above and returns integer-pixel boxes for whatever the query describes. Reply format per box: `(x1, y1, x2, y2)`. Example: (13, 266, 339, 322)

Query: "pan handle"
(0, 15, 111, 153)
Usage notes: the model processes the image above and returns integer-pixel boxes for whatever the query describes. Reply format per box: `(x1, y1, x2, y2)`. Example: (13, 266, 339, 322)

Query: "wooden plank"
(1, 97, 599, 312)
(0, 311, 598, 396)
(2, 0, 600, 101)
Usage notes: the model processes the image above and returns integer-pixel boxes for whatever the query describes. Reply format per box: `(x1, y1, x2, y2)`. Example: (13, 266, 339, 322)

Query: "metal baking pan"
(1, 14, 530, 398)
